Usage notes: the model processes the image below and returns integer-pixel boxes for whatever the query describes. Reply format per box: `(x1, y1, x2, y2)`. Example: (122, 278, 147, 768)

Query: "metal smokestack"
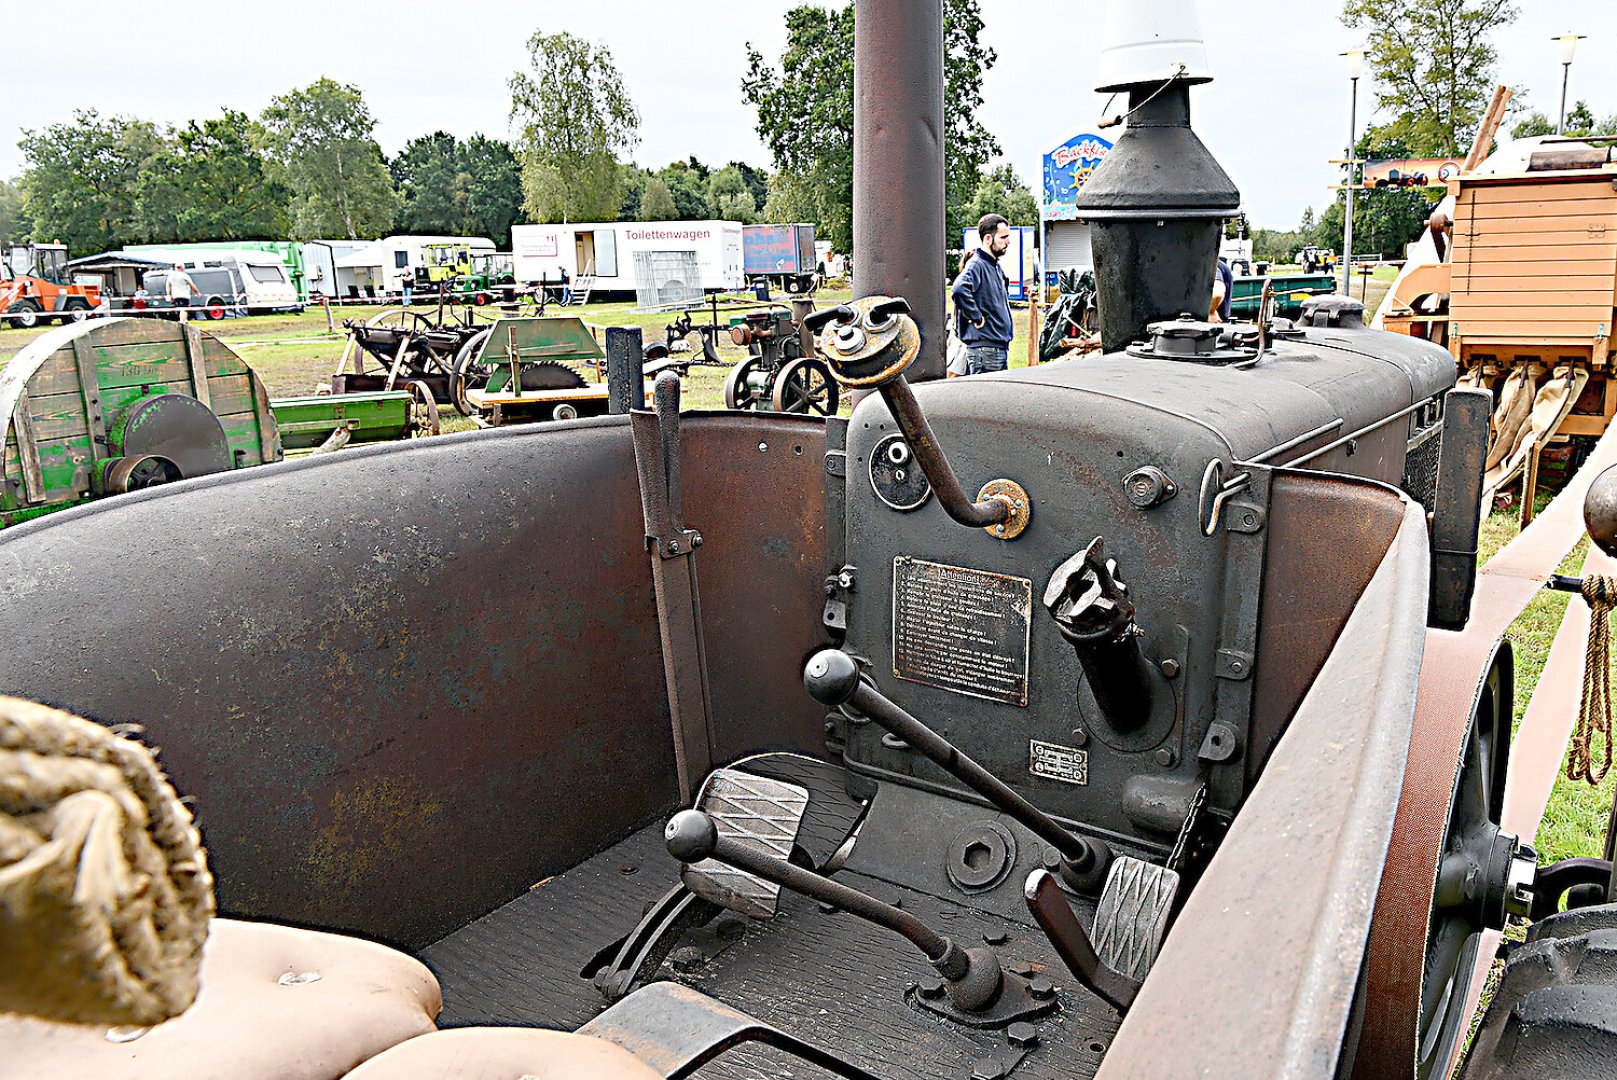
(853, 0, 946, 381)
(1076, 0, 1240, 352)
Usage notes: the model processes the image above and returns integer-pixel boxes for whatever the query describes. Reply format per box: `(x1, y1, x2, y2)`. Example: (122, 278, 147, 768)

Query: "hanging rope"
(0, 696, 214, 1027)
(1570, 575, 1617, 785)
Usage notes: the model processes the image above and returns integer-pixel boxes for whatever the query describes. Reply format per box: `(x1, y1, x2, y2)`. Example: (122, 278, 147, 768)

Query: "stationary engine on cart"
(723, 307, 838, 415)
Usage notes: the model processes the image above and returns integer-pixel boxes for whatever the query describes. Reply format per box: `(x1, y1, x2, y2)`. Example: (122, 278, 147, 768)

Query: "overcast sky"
(6, 1, 1616, 230)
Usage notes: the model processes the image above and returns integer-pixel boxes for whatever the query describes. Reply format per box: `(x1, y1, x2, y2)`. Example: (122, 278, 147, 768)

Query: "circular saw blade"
(517, 360, 588, 391)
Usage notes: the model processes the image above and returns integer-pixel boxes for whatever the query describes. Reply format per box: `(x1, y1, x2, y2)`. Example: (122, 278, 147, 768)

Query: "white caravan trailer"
(136, 249, 303, 313)
(511, 221, 744, 295)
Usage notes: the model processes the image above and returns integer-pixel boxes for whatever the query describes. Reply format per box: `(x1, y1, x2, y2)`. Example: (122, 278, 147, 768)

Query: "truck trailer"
(511, 220, 744, 298)
(743, 223, 817, 293)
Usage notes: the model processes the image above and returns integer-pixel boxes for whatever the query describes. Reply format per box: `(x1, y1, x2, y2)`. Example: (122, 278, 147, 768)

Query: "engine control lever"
(804, 649, 1112, 894)
(1043, 538, 1155, 732)
(811, 295, 1030, 540)
(665, 809, 1005, 1013)
(1024, 869, 1140, 1013)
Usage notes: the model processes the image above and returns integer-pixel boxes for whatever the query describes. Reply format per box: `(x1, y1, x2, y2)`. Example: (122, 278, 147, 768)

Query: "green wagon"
(1228, 273, 1338, 320)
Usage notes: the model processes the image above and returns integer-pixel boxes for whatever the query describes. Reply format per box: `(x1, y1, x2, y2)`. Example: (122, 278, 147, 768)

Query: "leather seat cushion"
(342, 1026, 662, 1080)
(1, 918, 441, 1080)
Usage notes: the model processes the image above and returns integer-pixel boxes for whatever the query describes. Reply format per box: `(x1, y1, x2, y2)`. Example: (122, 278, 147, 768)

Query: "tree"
(729, 161, 771, 211)
(941, 0, 1002, 240)
(510, 30, 639, 223)
(655, 159, 712, 219)
(391, 132, 523, 246)
(135, 110, 288, 243)
(639, 178, 677, 220)
(1565, 101, 1598, 137)
(1511, 111, 1555, 139)
(1342, 0, 1517, 157)
(257, 78, 397, 240)
(964, 164, 1037, 227)
(19, 111, 166, 253)
(0, 179, 29, 248)
(708, 164, 758, 223)
(743, 1, 1001, 250)
(742, 5, 854, 248)
(619, 165, 651, 220)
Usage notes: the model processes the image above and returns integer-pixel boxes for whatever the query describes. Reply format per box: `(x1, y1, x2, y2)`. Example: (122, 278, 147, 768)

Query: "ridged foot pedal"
(679, 769, 809, 918)
(1092, 855, 1180, 981)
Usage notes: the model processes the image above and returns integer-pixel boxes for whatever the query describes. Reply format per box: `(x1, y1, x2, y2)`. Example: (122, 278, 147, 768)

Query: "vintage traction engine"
(5, 3, 1617, 1080)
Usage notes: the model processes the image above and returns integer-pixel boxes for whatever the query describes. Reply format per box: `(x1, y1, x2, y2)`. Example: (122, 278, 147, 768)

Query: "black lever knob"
(665, 809, 1003, 1012)
(802, 305, 856, 334)
(805, 651, 1111, 894)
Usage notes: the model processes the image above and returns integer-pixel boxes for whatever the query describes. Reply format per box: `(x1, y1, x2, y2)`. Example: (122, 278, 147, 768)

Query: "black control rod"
(804, 649, 1110, 892)
(665, 810, 1003, 1012)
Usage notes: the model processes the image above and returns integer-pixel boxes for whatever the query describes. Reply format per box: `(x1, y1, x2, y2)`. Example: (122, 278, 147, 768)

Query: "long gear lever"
(665, 810, 1013, 1017)
(804, 649, 1112, 894)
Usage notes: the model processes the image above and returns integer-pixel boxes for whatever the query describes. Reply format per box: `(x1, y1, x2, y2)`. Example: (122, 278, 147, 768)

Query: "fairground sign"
(1042, 133, 1113, 221)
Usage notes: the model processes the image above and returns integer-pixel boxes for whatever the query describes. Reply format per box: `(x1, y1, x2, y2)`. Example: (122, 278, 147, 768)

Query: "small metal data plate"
(892, 556, 1031, 706)
(1029, 740, 1089, 786)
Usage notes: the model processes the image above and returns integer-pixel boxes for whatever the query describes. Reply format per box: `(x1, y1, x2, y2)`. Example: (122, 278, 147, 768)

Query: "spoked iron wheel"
(723, 356, 765, 411)
(403, 380, 442, 438)
(450, 328, 494, 417)
(365, 308, 435, 333)
(771, 357, 839, 416)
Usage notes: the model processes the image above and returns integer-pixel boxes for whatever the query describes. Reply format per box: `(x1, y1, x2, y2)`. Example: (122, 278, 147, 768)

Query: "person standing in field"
(167, 263, 199, 320)
(951, 214, 1014, 375)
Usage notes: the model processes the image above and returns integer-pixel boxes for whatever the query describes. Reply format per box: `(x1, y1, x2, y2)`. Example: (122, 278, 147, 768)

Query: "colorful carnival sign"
(1042, 133, 1113, 221)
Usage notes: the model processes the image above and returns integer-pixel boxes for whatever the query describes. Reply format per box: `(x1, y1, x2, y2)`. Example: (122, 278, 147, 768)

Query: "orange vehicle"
(1, 242, 102, 330)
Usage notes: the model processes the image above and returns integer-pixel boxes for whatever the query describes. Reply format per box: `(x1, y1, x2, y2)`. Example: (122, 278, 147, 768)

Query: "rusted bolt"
(1007, 1022, 1039, 1049)
(1008, 960, 1035, 978)
(691, 534, 703, 548)
(1027, 976, 1055, 1000)
(1160, 658, 1180, 678)
(970, 1059, 1006, 1080)
(1070, 726, 1089, 747)
(984, 929, 1009, 946)
(1155, 747, 1178, 768)
(668, 540, 681, 554)
(918, 975, 946, 999)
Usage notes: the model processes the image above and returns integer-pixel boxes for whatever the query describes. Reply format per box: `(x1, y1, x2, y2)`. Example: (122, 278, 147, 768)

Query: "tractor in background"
(1, 243, 102, 330)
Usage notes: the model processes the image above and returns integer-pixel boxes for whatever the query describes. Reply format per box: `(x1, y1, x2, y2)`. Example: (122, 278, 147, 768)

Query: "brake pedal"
(1092, 856, 1180, 981)
(679, 769, 809, 919)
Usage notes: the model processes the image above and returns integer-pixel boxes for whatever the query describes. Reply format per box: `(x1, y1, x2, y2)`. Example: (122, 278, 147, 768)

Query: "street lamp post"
(1556, 33, 1585, 134)
(1341, 47, 1366, 297)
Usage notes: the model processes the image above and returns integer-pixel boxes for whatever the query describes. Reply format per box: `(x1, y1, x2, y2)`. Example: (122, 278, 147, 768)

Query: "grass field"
(0, 273, 1604, 874)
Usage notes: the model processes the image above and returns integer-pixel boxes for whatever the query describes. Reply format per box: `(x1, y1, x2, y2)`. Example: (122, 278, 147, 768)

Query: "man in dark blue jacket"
(951, 214, 1015, 374)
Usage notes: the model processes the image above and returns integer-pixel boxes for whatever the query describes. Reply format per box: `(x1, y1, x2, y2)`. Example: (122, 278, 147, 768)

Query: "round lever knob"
(804, 650, 863, 707)
(665, 810, 719, 863)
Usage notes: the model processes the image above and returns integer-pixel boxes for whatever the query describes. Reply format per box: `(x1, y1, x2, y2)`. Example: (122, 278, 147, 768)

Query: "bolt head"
(1154, 747, 1177, 768)
(1160, 658, 1180, 678)
(983, 929, 1009, 946)
(918, 975, 946, 999)
(1070, 726, 1089, 747)
(1027, 976, 1055, 1000)
(1007, 1021, 1039, 1049)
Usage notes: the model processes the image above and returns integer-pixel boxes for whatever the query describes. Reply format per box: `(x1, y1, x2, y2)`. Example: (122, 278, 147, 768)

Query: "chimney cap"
(1095, 0, 1215, 93)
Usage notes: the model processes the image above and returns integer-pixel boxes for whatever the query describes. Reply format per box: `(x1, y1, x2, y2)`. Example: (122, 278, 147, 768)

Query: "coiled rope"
(1570, 575, 1617, 785)
(0, 696, 213, 1026)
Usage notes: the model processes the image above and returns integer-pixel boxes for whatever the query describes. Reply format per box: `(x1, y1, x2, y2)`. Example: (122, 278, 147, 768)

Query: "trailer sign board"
(1042, 133, 1113, 222)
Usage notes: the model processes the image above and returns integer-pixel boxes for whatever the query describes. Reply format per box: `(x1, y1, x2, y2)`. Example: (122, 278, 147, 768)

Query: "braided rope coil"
(0, 696, 214, 1027)
(1570, 575, 1616, 786)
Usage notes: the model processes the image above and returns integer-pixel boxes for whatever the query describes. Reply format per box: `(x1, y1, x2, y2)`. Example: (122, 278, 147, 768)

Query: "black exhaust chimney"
(1075, 7, 1240, 353)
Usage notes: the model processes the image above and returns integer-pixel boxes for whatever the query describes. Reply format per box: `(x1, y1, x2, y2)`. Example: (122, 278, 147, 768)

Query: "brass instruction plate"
(892, 556, 1031, 706)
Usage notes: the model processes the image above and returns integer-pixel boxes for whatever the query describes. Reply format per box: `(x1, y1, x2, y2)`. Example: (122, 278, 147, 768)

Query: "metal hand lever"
(812, 295, 1028, 538)
(1024, 869, 1140, 1013)
(804, 650, 1112, 893)
(1043, 538, 1155, 732)
(665, 810, 1004, 1012)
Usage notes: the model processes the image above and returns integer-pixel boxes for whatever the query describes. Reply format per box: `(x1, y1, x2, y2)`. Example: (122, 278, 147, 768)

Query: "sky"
(5, 1, 1617, 231)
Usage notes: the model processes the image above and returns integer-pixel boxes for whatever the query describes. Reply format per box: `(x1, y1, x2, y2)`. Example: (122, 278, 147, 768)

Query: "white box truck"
(511, 221, 745, 296)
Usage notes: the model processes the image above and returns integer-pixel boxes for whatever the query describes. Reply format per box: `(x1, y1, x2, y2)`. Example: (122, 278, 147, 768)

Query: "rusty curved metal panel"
(1098, 482, 1428, 1080)
(0, 412, 829, 950)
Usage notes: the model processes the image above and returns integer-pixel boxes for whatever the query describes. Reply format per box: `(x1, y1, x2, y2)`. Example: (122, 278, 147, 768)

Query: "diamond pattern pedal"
(1092, 856, 1181, 982)
(680, 770, 810, 919)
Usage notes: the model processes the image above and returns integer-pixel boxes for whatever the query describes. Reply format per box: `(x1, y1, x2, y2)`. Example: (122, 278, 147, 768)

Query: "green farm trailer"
(1228, 273, 1337, 320)
(1, 318, 437, 526)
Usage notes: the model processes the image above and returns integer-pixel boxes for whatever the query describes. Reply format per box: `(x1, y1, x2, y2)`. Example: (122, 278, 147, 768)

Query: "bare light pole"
(1555, 33, 1585, 134)
(1341, 47, 1366, 297)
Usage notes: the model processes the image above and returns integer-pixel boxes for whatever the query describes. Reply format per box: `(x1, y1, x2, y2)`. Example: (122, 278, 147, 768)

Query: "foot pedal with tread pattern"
(1092, 856, 1180, 981)
(679, 769, 809, 919)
